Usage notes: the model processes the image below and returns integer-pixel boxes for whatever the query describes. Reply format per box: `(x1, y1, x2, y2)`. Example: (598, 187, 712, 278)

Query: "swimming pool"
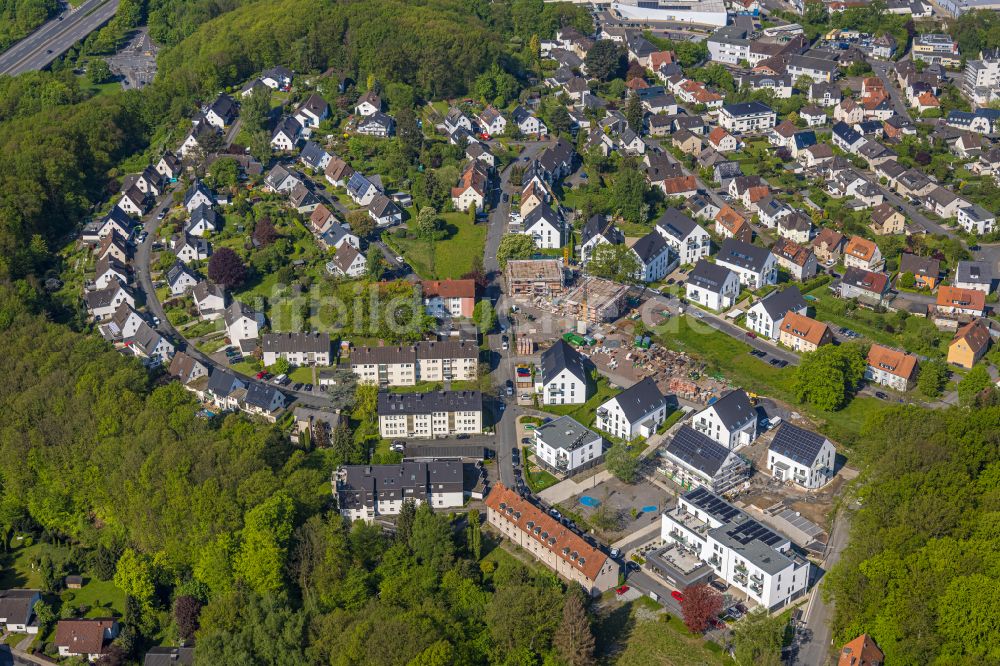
(579, 496, 600, 507)
(641, 505, 658, 513)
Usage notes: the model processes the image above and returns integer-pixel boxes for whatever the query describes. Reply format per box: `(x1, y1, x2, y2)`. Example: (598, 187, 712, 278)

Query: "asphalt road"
(0, 0, 120, 76)
(868, 58, 912, 122)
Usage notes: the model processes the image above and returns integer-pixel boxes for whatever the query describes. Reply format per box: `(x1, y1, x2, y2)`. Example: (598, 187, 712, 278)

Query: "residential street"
(868, 58, 912, 122)
(0, 0, 120, 76)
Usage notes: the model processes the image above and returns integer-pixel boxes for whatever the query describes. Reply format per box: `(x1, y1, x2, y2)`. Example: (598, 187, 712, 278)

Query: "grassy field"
(656, 316, 884, 445)
(386, 212, 487, 279)
(521, 448, 559, 492)
(596, 600, 729, 666)
(540, 378, 618, 427)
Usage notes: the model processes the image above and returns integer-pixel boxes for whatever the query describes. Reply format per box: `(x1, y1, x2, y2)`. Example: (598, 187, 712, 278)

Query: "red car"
(745, 331, 756, 339)
(671, 590, 684, 602)
(256, 371, 266, 379)
(615, 585, 629, 595)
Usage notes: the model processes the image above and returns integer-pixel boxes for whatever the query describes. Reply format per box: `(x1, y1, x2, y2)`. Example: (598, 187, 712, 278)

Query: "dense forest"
(826, 402, 1000, 664)
(0, 0, 58, 51)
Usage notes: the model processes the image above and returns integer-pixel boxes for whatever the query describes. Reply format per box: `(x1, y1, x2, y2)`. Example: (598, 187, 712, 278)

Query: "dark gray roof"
(85, 281, 131, 309)
(688, 259, 735, 293)
(541, 340, 587, 385)
(832, 121, 863, 146)
(899, 253, 940, 278)
(300, 141, 329, 169)
(272, 115, 302, 140)
(536, 416, 601, 452)
(769, 422, 830, 466)
(717, 239, 773, 272)
(183, 180, 214, 207)
(244, 383, 282, 409)
(0, 589, 40, 625)
(166, 262, 196, 287)
(523, 202, 561, 233)
(709, 389, 755, 430)
(956, 260, 992, 285)
(630, 231, 669, 264)
(581, 215, 624, 246)
(338, 461, 464, 510)
(665, 425, 734, 477)
(609, 377, 664, 422)
(377, 390, 482, 416)
(756, 286, 807, 320)
(144, 647, 195, 666)
(721, 101, 773, 117)
(208, 93, 237, 123)
(262, 332, 330, 354)
(655, 209, 699, 242)
(206, 368, 242, 396)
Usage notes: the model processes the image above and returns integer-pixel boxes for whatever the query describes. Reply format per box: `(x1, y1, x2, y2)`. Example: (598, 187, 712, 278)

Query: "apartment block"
(334, 461, 465, 521)
(377, 390, 483, 439)
(351, 340, 479, 386)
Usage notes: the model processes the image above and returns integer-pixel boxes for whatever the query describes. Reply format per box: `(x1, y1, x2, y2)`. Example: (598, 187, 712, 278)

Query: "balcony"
(709, 555, 722, 569)
(749, 579, 764, 595)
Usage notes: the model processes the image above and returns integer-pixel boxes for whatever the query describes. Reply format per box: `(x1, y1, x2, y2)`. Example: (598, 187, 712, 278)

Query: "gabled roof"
(166, 262, 196, 286)
(867, 344, 917, 379)
(224, 300, 260, 326)
(771, 237, 813, 268)
(688, 259, 735, 293)
(845, 235, 878, 261)
(630, 231, 669, 264)
(664, 425, 735, 477)
(346, 171, 375, 198)
(937, 285, 986, 311)
(898, 252, 939, 278)
(717, 238, 772, 273)
(332, 243, 363, 273)
(769, 422, 831, 466)
(656, 209, 700, 242)
(838, 634, 884, 666)
(541, 339, 587, 385)
(244, 383, 282, 410)
(607, 377, 664, 422)
(581, 214, 624, 246)
(300, 140, 329, 168)
(779, 311, 829, 347)
(357, 90, 381, 109)
(206, 368, 243, 396)
(523, 202, 561, 233)
(297, 93, 329, 118)
(325, 155, 354, 182)
(55, 619, 116, 656)
(842, 267, 889, 294)
(755, 286, 806, 320)
(952, 318, 991, 354)
(184, 180, 214, 207)
(271, 115, 302, 140)
(208, 93, 237, 122)
(708, 389, 755, 430)
(956, 260, 992, 285)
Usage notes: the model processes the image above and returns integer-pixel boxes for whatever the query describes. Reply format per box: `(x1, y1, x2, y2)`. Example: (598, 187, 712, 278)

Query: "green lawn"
(521, 448, 559, 492)
(656, 316, 884, 445)
(66, 578, 127, 618)
(540, 378, 618, 427)
(288, 366, 319, 384)
(596, 601, 728, 666)
(386, 212, 487, 279)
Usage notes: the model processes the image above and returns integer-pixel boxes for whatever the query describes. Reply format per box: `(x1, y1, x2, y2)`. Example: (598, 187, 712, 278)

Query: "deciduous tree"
(731, 607, 785, 666)
(585, 40, 626, 81)
(554, 586, 596, 666)
(587, 243, 639, 284)
(958, 365, 993, 406)
(208, 247, 247, 288)
(918, 358, 949, 398)
(605, 443, 638, 483)
(794, 343, 867, 411)
(679, 583, 722, 633)
(497, 234, 536, 269)
(173, 595, 201, 641)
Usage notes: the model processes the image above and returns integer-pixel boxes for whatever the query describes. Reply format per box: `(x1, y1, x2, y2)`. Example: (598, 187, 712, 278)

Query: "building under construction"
(562, 276, 630, 323)
(505, 259, 566, 296)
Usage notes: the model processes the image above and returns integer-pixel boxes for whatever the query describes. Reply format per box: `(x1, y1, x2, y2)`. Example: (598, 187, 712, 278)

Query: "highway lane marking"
(0, 0, 116, 75)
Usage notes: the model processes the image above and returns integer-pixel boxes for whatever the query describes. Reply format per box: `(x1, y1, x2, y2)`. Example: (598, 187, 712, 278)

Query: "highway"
(0, 0, 120, 77)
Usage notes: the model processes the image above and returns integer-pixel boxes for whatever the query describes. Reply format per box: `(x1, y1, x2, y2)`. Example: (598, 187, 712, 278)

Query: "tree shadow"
(595, 601, 637, 664)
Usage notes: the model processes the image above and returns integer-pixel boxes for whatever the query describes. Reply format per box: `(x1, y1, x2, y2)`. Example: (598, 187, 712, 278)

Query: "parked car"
(615, 585, 629, 595)
(745, 331, 756, 339)
(671, 590, 684, 602)
(457, 434, 470, 440)
(610, 548, 621, 559)
(875, 391, 888, 400)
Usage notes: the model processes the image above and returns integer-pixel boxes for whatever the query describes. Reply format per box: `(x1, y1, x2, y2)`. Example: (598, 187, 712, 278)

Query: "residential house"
(718, 101, 777, 134)
(686, 195, 720, 222)
(655, 209, 711, 265)
(898, 253, 941, 289)
(843, 236, 884, 271)
(355, 91, 381, 116)
(270, 116, 302, 151)
(511, 106, 547, 136)
(117, 185, 150, 217)
(957, 203, 996, 235)
(367, 193, 402, 227)
(421, 279, 476, 318)
(787, 54, 837, 83)
(522, 203, 564, 250)
(466, 141, 495, 168)
(595, 377, 668, 442)
(671, 129, 702, 155)
(661, 487, 811, 611)
(260, 65, 292, 90)
(299, 140, 331, 171)
(378, 390, 483, 439)
(715, 206, 752, 243)
(329, 244, 367, 278)
(318, 224, 360, 252)
(834, 99, 864, 125)
(144, 647, 196, 666)
(192, 280, 226, 319)
(264, 164, 302, 193)
(870, 202, 904, 235)
(894, 168, 936, 198)
(659, 174, 699, 198)
(810, 82, 842, 107)
(98, 302, 145, 341)
(948, 319, 991, 368)
(866, 344, 918, 391)
(204, 369, 246, 410)
(125, 322, 175, 365)
(224, 301, 264, 346)
(800, 106, 827, 127)
(335, 461, 465, 522)
(839, 267, 890, 305)
(203, 93, 237, 129)
(831, 121, 866, 154)
(168, 351, 208, 385)
(486, 484, 618, 594)
(451, 160, 489, 212)
(534, 416, 604, 475)
(716, 238, 778, 290)
(356, 112, 395, 137)
(660, 426, 751, 494)
(800, 143, 834, 168)
(691, 389, 758, 449)
(309, 204, 337, 235)
(187, 204, 218, 236)
(838, 634, 884, 666)
(241, 383, 286, 419)
(97, 232, 131, 264)
(262, 332, 331, 366)
(767, 423, 836, 489)
(756, 196, 792, 229)
(811, 228, 846, 264)
(779, 311, 832, 353)
(346, 172, 379, 206)
(955, 261, 993, 293)
(747, 286, 808, 340)
(183, 180, 215, 213)
(771, 237, 818, 281)
(580, 214, 625, 264)
(351, 340, 478, 386)
(444, 107, 473, 134)
(630, 231, 676, 283)
(294, 93, 330, 128)
(477, 106, 507, 136)
(166, 262, 198, 296)
(926, 186, 965, 219)
(936, 285, 986, 317)
(505, 259, 565, 296)
(55, 619, 119, 661)
(708, 127, 738, 152)
(171, 233, 211, 264)
(155, 151, 181, 181)
(0, 589, 41, 634)
(538, 340, 588, 406)
(776, 211, 813, 244)
(324, 156, 355, 188)
(686, 259, 740, 311)
(85, 281, 135, 320)
(713, 160, 744, 187)
(178, 123, 219, 158)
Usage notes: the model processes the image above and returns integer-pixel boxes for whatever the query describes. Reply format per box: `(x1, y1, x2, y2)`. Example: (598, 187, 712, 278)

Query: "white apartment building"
(377, 390, 483, 439)
(691, 389, 757, 450)
(715, 239, 778, 290)
(718, 102, 777, 134)
(660, 425, 751, 494)
(351, 341, 479, 386)
(655, 209, 711, 265)
(686, 260, 740, 312)
(595, 377, 668, 441)
(335, 461, 465, 522)
(537, 340, 588, 405)
(766, 422, 836, 490)
(746, 286, 808, 340)
(662, 487, 811, 611)
(262, 332, 332, 367)
(533, 416, 604, 475)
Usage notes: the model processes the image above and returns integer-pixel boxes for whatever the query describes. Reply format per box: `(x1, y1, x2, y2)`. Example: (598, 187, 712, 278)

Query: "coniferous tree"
(554, 586, 596, 666)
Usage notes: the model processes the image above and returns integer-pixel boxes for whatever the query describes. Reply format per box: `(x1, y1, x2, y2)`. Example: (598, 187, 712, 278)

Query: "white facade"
(523, 215, 563, 250)
(716, 254, 778, 290)
(595, 394, 667, 442)
(540, 367, 586, 405)
(957, 205, 996, 235)
(631, 242, 676, 283)
(719, 104, 777, 134)
(534, 417, 603, 474)
(685, 272, 739, 311)
(378, 408, 482, 439)
(691, 398, 757, 450)
(767, 440, 835, 489)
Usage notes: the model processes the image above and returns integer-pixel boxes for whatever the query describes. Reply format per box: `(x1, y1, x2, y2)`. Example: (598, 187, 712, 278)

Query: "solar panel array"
(727, 519, 783, 547)
(770, 423, 827, 466)
(685, 486, 741, 523)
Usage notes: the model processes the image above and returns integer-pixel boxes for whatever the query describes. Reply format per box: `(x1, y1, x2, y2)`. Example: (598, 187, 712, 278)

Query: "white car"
(395, 256, 404, 263)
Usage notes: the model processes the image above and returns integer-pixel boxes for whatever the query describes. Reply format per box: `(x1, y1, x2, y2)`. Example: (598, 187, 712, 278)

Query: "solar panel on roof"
(686, 486, 741, 523)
